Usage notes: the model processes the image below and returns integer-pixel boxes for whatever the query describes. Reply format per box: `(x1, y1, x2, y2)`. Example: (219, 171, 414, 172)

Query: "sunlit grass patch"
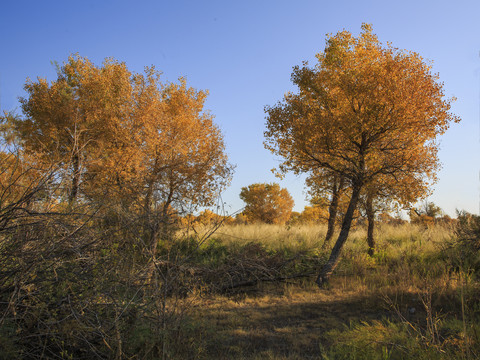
(143, 217, 480, 359)
(323, 314, 480, 360)
(212, 223, 327, 254)
(173, 222, 480, 358)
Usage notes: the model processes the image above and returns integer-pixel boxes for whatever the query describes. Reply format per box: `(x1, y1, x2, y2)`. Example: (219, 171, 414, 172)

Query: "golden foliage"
(264, 24, 459, 284)
(0, 152, 37, 208)
(14, 55, 233, 213)
(239, 183, 294, 224)
(298, 205, 329, 225)
(265, 24, 459, 196)
(182, 209, 234, 227)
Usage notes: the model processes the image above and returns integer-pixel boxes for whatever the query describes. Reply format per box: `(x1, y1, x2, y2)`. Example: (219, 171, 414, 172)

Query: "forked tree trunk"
(322, 176, 344, 249)
(366, 193, 375, 257)
(316, 183, 362, 287)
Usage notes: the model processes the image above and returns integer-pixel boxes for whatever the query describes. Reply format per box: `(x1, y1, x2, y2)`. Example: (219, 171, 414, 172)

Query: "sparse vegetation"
(3, 181, 479, 359)
(1, 155, 477, 359)
(1, 161, 479, 359)
(190, 221, 480, 359)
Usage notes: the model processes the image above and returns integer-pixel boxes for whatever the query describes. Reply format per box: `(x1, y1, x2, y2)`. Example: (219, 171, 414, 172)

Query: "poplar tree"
(265, 24, 459, 286)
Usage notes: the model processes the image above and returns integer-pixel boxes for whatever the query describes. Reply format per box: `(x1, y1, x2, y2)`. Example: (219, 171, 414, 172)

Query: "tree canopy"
(264, 24, 459, 285)
(239, 183, 294, 224)
(11, 54, 234, 251)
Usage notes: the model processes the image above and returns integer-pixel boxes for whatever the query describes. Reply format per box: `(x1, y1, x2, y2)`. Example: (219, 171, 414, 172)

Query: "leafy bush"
(455, 212, 480, 255)
(446, 211, 480, 273)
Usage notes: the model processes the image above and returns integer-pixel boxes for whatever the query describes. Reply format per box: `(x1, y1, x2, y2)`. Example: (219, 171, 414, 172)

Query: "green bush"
(453, 212, 480, 272)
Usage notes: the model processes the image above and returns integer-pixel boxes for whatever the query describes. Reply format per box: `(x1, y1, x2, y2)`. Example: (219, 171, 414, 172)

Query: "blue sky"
(1, 0, 479, 216)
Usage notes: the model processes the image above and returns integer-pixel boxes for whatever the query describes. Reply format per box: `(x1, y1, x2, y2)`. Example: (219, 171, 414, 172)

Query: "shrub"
(449, 211, 480, 273)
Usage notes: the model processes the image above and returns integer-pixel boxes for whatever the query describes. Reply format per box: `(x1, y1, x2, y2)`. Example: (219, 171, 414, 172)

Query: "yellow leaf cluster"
(15, 55, 233, 214)
(265, 24, 459, 207)
(239, 183, 294, 225)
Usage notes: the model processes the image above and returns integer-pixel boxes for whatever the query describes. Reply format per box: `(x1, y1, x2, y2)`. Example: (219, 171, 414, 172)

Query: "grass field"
(2, 218, 479, 359)
(172, 221, 480, 359)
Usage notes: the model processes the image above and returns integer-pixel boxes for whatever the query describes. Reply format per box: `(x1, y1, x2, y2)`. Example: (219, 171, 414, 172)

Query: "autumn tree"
(12, 55, 233, 252)
(286, 205, 329, 226)
(409, 201, 444, 227)
(300, 205, 329, 225)
(416, 201, 444, 218)
(239, 183, 294, 224)
(14, 55, 134, 206)
(133, 76, 233, 249)
(264, 24, 459, 286)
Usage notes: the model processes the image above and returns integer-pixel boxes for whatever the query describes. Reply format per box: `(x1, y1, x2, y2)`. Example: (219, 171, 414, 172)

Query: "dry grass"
(212, 223, 328, 253)
(176, 222, 479, 359)
(188, 280, 390, 359)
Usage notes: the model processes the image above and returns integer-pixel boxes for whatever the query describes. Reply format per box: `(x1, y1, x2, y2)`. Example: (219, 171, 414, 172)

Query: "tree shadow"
(199, 289, 397, 359)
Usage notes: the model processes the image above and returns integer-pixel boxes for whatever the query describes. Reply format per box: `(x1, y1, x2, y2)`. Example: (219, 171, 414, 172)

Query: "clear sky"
(1, 0, 479, 216)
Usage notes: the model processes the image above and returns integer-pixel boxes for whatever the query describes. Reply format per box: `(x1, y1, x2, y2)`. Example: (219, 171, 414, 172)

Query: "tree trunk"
(366, 193, 375, 257)
(68, 153, 80, 206)
(152, 188, 174, 256)
(143, 180, 154, 250)
(316, 183, 362, 287)
(322, 176, 344, 249)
